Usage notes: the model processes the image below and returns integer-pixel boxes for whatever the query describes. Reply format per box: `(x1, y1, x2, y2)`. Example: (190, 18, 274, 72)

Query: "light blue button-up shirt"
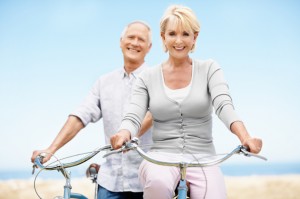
(71, 63, 152, 192)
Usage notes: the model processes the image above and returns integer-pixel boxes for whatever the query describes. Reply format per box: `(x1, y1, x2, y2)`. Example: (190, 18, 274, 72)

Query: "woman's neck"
(165, 57, 192, 70)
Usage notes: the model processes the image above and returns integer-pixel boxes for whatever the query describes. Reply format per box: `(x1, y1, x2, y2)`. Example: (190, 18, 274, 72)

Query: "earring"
(164, 44, 168, 52)
(190, 44, 195, 52)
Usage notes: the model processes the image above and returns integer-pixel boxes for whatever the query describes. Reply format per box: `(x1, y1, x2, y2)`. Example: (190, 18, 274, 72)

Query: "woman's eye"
(183, 32, 190, 36)
(169, 32, 175, 36)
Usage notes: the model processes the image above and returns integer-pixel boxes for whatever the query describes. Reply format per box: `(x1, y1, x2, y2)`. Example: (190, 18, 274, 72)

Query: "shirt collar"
(121, 62, 148, 79)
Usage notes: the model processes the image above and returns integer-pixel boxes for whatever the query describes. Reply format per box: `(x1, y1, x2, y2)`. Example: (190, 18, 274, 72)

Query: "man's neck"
(124, 60, 144, 74)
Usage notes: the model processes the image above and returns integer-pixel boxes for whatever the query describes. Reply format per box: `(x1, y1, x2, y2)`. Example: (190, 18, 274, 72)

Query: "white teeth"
(174, 46, 184, 50)
(128, 48, 139, 52)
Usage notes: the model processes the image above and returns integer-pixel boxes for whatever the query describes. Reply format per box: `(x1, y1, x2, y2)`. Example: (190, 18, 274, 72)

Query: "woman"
(111, 5, 263, 199)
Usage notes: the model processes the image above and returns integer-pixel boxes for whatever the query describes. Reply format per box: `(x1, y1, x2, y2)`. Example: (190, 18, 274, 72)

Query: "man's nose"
(132, 38, 139, 46)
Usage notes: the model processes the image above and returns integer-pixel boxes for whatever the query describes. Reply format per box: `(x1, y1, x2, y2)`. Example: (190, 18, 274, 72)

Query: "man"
(31, 21, 153, 199)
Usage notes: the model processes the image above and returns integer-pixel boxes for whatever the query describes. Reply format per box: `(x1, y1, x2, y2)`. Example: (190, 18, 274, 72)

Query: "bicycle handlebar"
(103, 137, 267, 168)
(33, 137, 267, 174)
(33, 144, 112, 171)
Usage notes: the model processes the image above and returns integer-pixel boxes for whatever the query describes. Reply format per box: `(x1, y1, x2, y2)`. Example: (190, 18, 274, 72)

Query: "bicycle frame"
(104, 137, 267, 199)
(60, 172, 88, 199)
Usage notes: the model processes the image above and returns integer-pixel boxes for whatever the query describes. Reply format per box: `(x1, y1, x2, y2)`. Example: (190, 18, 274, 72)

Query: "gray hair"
(120, 20, 152, 45)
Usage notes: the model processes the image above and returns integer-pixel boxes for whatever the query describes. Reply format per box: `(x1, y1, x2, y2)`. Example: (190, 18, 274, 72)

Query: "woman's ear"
(194, 32, 199, 41)
(160, 32, 165, 41)
(161, 32, 168, 53)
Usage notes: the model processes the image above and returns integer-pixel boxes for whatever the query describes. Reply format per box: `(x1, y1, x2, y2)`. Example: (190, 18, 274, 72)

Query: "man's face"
(120, 23, 151, 64)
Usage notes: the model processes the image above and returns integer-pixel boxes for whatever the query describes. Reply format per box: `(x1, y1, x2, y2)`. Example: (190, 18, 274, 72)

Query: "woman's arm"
(230, 121, 262, 154)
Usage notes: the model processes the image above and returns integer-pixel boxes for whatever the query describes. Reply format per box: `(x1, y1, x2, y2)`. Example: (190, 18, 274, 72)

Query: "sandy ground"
(0, 175, 300, 199)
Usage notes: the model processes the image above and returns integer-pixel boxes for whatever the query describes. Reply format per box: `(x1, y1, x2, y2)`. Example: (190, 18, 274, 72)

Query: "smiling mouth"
(174, 46, 185, 50)
(128, 47, 140, 53)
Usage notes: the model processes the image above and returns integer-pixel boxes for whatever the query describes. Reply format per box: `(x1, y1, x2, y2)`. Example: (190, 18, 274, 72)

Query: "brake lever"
(240, 146, 268, 161)
(103, 147, 124, 158)
(103, 137, 140, 158)
(32, 164, 36, 175)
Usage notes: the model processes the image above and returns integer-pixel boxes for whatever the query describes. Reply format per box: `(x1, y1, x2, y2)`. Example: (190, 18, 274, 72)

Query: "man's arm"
(111, 111, 152, 149)
(136, 111, 152, 138)
(31, 115, 84, 163)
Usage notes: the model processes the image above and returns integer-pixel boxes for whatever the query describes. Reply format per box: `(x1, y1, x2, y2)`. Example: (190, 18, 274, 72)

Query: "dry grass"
(225, 175, 300, 199)
(0, 175, 300, 199)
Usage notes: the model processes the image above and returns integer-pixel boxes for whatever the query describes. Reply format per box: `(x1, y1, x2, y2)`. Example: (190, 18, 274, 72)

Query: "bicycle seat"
(86, 163, 100, 178)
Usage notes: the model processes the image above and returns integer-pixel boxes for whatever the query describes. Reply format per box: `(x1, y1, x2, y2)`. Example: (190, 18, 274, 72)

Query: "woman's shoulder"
(139, 64, 161, 78)
(136, 64, 162, 86)
(193, 58, 219, 67)
(193, 58, 221, 72)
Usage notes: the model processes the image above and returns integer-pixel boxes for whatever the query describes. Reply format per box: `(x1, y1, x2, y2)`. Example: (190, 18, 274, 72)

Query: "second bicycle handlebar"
(104, 137, 267, 168)
(33, 144, 112, 172)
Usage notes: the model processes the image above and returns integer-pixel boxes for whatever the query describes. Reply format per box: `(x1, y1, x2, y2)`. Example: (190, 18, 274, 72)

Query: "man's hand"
(31, 149, 53, 164)
(110, 130, 131, 149)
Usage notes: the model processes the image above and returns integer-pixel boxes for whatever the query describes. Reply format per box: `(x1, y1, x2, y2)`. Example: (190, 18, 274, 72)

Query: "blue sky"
(0, 0, 300, 171)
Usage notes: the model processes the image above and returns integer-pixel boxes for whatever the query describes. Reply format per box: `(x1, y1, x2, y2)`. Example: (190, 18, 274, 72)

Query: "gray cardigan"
(120, 59, 240, 155)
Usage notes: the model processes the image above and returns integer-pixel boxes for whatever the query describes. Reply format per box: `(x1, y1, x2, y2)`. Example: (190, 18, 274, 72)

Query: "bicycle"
(32, 144, 112, 199)
(104, 137, 267, 199)
(32, 138, 267, 199)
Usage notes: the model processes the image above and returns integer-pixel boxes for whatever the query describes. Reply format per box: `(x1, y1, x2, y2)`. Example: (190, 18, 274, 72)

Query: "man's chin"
(126, 55, 141, 62)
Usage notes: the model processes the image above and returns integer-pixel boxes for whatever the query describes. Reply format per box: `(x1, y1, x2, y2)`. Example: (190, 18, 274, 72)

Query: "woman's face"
(162, 22, 198, 59)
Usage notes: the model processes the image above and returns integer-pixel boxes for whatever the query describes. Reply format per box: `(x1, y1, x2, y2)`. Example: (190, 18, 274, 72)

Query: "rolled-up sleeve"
(70, 79, 102, 126)
(208, 61, 240, 129)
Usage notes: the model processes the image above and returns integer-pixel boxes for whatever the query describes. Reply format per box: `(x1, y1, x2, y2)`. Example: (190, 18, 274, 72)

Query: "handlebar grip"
(34, 154, 46, 169)
(32, 154, 46, 174)
(240, 146, 267, 161)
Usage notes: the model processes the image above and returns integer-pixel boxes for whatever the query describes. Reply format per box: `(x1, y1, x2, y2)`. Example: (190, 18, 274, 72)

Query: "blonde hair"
(160, 5, 200, 52)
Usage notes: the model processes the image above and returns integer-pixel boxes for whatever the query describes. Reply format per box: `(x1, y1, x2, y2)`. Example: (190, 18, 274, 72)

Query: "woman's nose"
(175, 35, 183, 43)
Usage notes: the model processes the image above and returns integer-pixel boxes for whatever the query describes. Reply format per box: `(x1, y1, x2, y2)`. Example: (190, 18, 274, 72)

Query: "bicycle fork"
(56, 170, 88, 199)
(63, 178, 88, 199)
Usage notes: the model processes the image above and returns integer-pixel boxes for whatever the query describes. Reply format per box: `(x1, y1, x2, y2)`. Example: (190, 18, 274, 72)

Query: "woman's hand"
(110, 130, 131, 149)
(230, 121, 263, 154)
(242, 137, 263, 154)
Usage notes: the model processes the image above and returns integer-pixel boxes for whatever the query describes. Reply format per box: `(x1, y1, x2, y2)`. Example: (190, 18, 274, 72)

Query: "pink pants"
(139, 160, 227, 199)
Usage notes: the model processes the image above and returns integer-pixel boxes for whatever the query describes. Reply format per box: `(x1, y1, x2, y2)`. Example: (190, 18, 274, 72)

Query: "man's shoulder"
(97, 68, 123, 82)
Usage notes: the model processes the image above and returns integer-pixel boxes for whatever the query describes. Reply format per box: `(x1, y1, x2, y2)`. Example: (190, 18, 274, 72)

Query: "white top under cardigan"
(162, 63, 193, 103)
(120, 59, 240, 156)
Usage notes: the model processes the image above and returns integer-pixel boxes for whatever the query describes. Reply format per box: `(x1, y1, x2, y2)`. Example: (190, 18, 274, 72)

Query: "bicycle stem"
(179, 163, 187, 180)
